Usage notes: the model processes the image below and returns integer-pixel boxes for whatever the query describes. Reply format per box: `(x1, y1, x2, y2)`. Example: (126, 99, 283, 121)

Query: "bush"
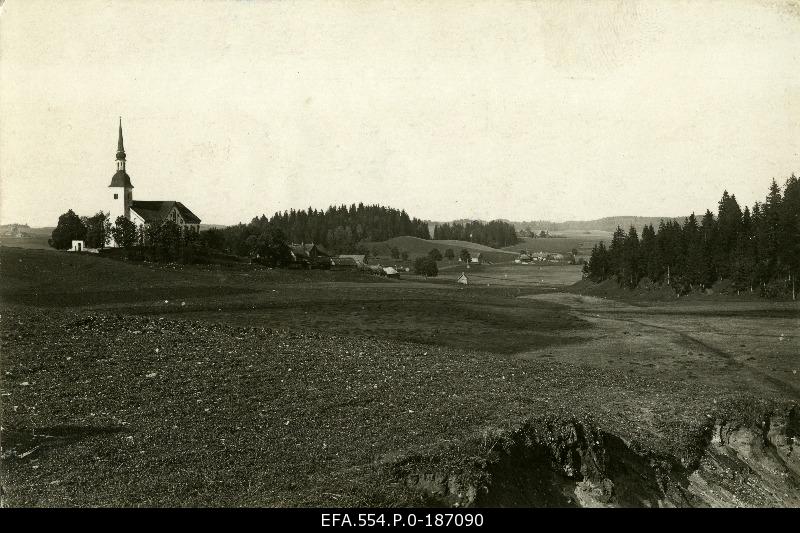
(413, 257, 438, 277)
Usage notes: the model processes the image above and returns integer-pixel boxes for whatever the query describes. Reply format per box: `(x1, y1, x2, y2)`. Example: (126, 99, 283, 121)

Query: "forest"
(432, 220, 519, 249)
(583, 175, 800, 298)
(212, 203, 430, 256)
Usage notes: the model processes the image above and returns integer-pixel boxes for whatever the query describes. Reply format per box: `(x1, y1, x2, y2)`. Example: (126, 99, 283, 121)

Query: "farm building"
(330, 257, 358, 270)
(457, 273, 468, 285)
(289, 243, 332, 269)
(336, 254, 367, 267)
(383, 267, 400, 279)
(107, 119, 201, 246)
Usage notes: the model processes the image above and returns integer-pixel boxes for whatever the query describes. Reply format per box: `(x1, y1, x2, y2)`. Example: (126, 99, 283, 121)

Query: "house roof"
(290, 245, 310, 258)
(129, 200, 201, 224)
(291, 243, 332, 257)
(332, 257, 358, 267)
(109, 170, 134, 188)
(337, 254, 366, 264)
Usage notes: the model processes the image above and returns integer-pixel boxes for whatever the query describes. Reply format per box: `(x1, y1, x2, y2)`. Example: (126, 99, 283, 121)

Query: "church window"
(114, 193, 118, 199)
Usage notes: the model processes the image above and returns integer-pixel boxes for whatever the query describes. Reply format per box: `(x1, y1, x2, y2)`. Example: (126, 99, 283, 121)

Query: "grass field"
(2, 245, 799, 507)
(364, 236, 517, 263)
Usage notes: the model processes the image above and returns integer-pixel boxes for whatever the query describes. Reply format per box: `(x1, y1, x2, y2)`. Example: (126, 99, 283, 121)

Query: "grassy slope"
(363, 236, 517, 263)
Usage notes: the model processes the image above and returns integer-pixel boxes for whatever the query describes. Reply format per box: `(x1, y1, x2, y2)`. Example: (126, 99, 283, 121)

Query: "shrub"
(413, 256, 438, 277)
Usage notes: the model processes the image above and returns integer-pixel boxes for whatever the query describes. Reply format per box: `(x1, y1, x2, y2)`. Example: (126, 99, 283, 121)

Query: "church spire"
(110, 117, 133, 187)
(116, 117, 126, 161)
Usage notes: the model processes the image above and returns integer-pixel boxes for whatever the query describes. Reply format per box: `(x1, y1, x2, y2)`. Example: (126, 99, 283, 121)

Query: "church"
(108, 119, 201, 246)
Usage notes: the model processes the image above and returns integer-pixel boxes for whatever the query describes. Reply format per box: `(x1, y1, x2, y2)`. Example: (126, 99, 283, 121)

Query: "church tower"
(109, 117, 133, 224)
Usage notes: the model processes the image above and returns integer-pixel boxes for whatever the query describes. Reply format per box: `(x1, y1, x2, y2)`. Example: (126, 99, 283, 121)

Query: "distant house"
(470, 253, 483, 264)
(518, 253, 533, 263)
(290, 243, 332, 268)
(336, 254, 367, 267)
(457, 273, 468, 285)
(330, 257, 358, 270)
(70, 240, 85, 252)
(383, 266, 400, 279)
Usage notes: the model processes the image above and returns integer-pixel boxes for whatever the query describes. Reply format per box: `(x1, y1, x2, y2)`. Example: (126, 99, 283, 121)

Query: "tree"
(390, 246, 400, 259)
(413, 256, 438, 277)
(250, 225, 292, 267)
(49, 209, 87, 249)
(111, 216, 138, 249)
(400, 251, 409, 261)
(445, 248, 455, 261)
(82, 211, 110, 248)
(459, 249, 471, 263)
(200, 227, 226, 251)
(428, 248, 443, 261)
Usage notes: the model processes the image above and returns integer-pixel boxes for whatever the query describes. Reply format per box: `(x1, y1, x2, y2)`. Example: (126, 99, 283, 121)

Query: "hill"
(514, 216, 685, 234)
(501, 233, 612, 257)
(362, 236, 517, 263)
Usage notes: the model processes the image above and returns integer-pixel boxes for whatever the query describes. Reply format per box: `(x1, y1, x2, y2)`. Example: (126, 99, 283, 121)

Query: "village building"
(330, 257, 358, 270)
(336, 254, 367, 268)
(108, 119, 201, 246)
(289, 243, 332, 268)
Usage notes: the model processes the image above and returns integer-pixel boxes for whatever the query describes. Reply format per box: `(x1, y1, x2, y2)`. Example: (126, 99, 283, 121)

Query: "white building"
(108, 119, 201, 246)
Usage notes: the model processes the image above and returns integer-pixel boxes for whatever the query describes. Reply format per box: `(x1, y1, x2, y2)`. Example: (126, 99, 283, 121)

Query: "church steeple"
(117, 117, 125, 162)
(109, 117, 133, 188)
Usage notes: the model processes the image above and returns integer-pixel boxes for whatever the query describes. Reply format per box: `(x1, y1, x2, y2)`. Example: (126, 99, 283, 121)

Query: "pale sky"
(1, 0, 799, 226)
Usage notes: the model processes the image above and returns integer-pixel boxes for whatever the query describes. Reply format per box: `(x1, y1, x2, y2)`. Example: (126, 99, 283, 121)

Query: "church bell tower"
(109, 117, 134, 224)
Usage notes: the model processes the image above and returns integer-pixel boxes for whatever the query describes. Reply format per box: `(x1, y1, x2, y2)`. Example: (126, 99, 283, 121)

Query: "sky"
(1, 0, 799, 226)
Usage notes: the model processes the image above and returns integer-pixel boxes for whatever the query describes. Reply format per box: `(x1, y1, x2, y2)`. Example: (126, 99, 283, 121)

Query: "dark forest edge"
(582, 175, 800, 300)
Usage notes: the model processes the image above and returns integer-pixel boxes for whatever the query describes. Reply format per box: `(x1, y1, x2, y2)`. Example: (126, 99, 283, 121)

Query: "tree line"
(213, 203, 430, 256)
(583, 176, 800, 299)
(432, 220, 519, 249)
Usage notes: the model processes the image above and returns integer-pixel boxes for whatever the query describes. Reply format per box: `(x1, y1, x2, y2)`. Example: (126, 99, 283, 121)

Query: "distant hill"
(426, 216, 685, 235)
(362, 236, 517, 263)
(0, 224, 53, 237)
(513, 216, 685, 234)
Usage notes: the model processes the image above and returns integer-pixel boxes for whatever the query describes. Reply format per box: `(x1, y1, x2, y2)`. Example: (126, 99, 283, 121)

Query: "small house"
(336, 254, 367, 268)
(457, 273, 468, 285)
(330, 257, 358, 270)
(383, 266, 400, 279)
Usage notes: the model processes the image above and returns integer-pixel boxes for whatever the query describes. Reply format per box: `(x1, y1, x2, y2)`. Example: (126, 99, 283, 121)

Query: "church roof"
(130, 200, 201, 225)
(109, 170, 134, 188)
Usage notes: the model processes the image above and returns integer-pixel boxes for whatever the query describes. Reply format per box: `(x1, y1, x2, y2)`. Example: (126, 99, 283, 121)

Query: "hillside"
(501, 233, 611, 257)
(362, 236, 517, 263)
(514, 216, 684, 234)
